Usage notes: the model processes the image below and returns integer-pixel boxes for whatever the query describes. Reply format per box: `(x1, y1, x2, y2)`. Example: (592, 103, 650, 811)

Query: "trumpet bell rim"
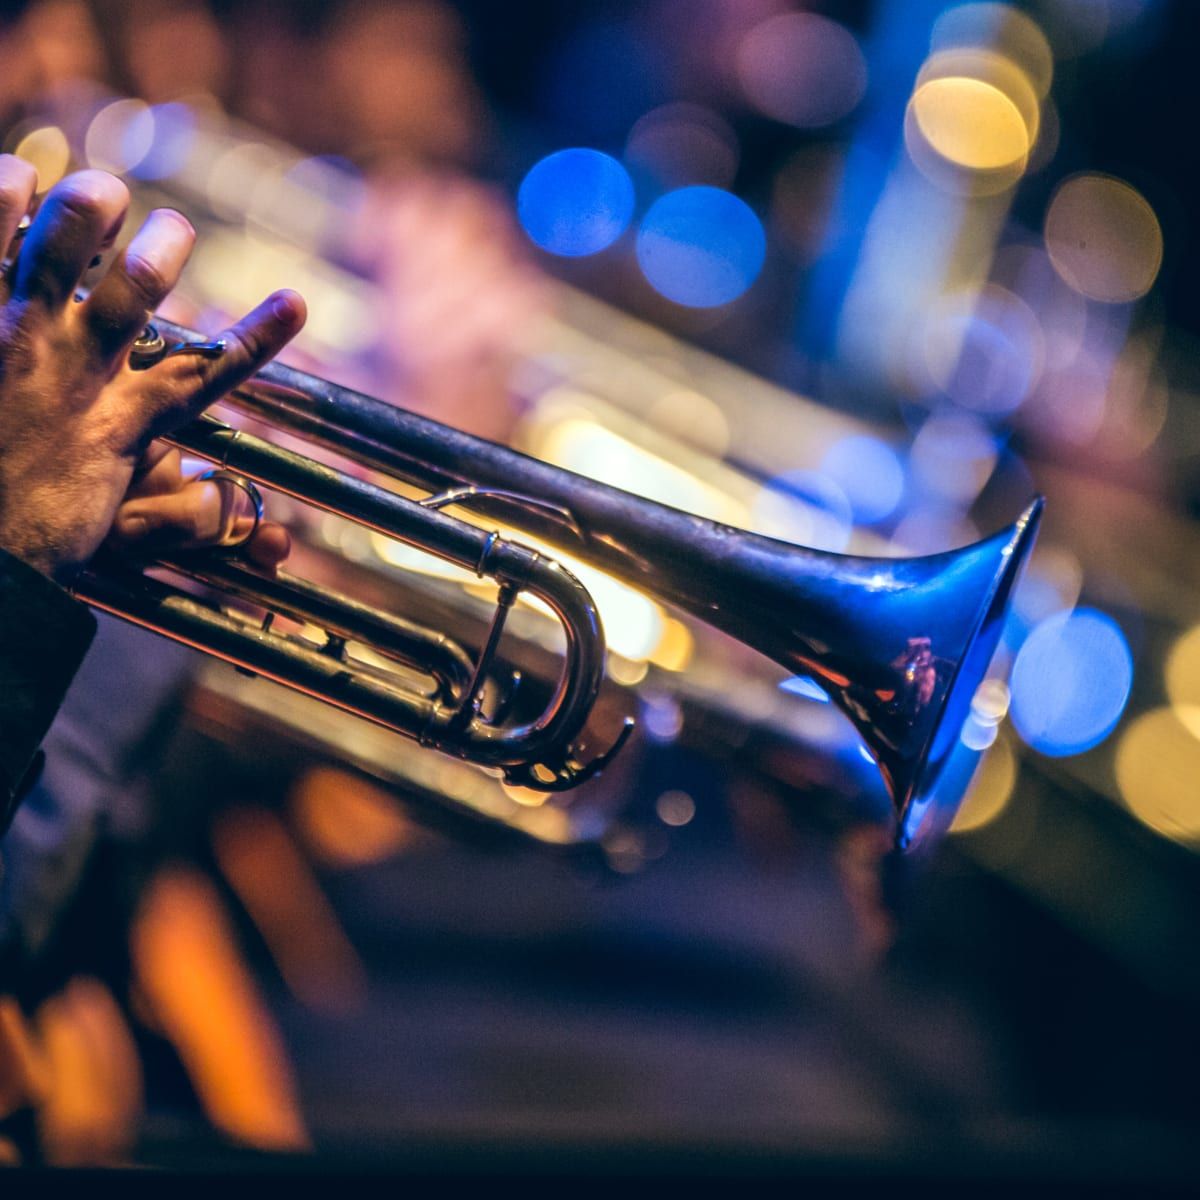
(895, 495, 1044, 851)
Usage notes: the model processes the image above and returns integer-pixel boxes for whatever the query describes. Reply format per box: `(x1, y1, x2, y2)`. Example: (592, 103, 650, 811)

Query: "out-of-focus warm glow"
(736, 12, 868, 129)
(1044, 174, 1163, 303)
(905, 45, 1040, 195)
(14, 125, 70, 192)
(646, 388, 730, 458)
(34, 979, 142, 1166)
(533, 414, 744, 526)
(950, 734, 1018, 834)
(650, 617, 694, 672)
(1165, 626, 1200, 741)
(130, 867, 309, 1151)
(908, 75, 1030, 180)
(291, 765, 419, 866)
(656, 789, 697, 827)
(500, 780, 550, 807)
(211, 807, 369, 1016)
(1116, 708, 1200, 844)
(932, 3, 1055, 97)
(84, 99, 154, 174)
(607, 653, 651, 686)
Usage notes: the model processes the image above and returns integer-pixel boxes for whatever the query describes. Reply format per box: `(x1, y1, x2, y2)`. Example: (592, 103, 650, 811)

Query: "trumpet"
(72, 319, 1042, 851)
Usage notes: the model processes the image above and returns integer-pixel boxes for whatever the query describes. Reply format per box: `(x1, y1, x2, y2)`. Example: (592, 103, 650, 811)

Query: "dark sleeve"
(0, 549, 96, 834)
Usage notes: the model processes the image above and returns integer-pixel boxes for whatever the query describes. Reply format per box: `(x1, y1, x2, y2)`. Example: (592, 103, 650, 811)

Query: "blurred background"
(0, 0, 1198, 1185)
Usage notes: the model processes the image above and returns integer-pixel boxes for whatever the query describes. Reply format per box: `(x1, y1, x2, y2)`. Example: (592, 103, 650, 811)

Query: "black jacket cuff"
(0, 549, 96, 833)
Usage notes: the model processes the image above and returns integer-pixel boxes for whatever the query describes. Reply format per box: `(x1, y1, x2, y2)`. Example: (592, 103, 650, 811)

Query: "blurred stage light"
(14, 125, 70, 193)
(751, 469, 854, 552)
(85, 99, 155, 174)
(517, 148, 635, 257)
(1165, 625, 1200, 741)
(645, 387, 731, 457)
(655, 790, 696, 827)
(1044, 173, 1163, 303)
(932, 3, 1054, 97)
(949, 733, 1017, 834)
(624, 103, 739, 191)
(892, 507, 981, 555)
(922, 285, 1043, 414)
(1116, 708, 1200, 845)
(904, 43, 1040, 197)
(819, 435, 905, 524)
(1010, 608, 1133, 756)
(635, 185, 766, 308)
(641, 692, 684, 743)
(910, 412, 1001, 504)
(650, 618, 694, 674)
(735, 12, 868, 129)
(131, 102, 197, 181)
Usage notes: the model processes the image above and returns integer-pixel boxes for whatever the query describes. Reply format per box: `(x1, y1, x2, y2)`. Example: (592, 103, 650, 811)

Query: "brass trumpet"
(74, 320, 1042, 850)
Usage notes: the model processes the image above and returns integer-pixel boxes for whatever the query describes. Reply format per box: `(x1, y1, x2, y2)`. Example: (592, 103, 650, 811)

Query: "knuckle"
(121, 251, 170, 307)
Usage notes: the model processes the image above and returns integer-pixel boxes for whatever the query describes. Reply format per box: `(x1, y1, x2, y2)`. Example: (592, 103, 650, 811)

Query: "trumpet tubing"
(72, 319, 1042, 850)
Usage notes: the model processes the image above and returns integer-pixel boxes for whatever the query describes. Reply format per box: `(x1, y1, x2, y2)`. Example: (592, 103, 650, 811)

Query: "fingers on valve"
(0, 155, 37, 260)
(11, 170, 130, 310)
(84, 209, 195, 359)
(111, 472, 261, 550)
(144, 290, 306, 428)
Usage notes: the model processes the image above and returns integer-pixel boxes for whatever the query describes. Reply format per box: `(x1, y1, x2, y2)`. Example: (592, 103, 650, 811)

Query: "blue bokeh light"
(636, 186, 766, 307)
(820, 434, 906, 524)
(130, 102, 195, 181)
(1010, 608, 1133, 757)
(517, 148, 635, 257)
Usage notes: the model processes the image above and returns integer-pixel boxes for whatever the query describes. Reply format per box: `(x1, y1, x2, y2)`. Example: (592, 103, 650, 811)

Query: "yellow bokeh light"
(1044, 174, 1163, 303)
(931, 3, 1054, 98)
(1116, 708, 1200, 844)
(1166, 626, 1200, 741)
(949, 735, 1017, 835)
(905, 48, 1040, 195)
(14, 125, 71, 193)
(650, 617, 694, 673)
(911, 76, 1029, 169)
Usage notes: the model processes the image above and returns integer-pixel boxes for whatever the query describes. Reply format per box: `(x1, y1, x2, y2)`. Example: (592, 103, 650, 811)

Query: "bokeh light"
(130, 102, 197, 182)
(751, 469, 854, 552)
(819, 435, 906, 524)
(922, 285, 1044, 414)
(1010, 608, 1133, 756)
(1165, 625, 1200, 741)
(910, 412, 1001, 505)
(931, 3, 1054, 98)
(949, 733, 1017, 834)
(736, 12, 868, 129)
(624, 103, 739, 191)
(1116, 708, 1200, 844)
(636, 186, 766, 308)
(904, 49, 1039, 195)
(1044, 174, 1163, 303)
(517, 148, 635, 258)
(14, 125, 71, 193)
(84, 98, 155, 174)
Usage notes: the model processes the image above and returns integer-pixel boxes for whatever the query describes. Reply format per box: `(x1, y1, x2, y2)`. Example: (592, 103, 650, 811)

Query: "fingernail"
(272, 291, 301, 323)
(117, 514, 148, 539)
(125, 209, 194, 283)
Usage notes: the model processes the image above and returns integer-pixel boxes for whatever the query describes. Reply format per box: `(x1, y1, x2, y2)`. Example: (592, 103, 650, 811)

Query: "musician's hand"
(107, 443, 291, 571)
(0, 159, 305, 584)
